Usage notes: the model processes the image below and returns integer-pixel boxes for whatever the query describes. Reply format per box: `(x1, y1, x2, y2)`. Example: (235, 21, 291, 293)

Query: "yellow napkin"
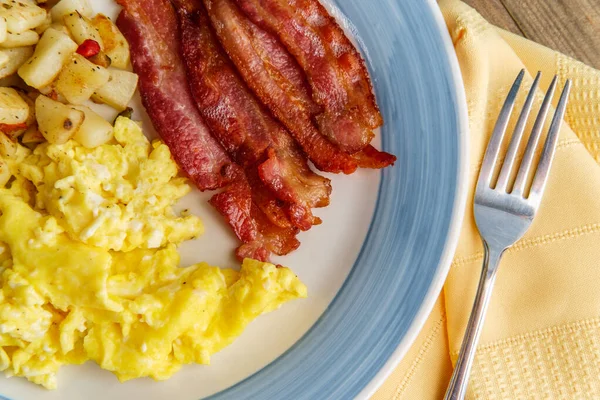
(372, 0, 600, 398)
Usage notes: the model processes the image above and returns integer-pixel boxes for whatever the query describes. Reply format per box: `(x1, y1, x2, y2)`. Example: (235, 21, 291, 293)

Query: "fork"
(444, 69, 571, 400)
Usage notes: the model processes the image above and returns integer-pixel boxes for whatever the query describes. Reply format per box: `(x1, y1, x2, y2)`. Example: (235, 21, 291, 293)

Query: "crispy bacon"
(205, 0, 394, 169)
(294, 0, 382, 128)
(117, 0, 299, 260)
(116, 0, 234, 191)
(205, 0, 318, 117)
(209, 177, 301, 260)
(203, 0, 357, 174)
(234, 0, 383, 153)
(236, 202, 300, 260)
(172, 0, 331, 231)
(353, 145, 397, 169)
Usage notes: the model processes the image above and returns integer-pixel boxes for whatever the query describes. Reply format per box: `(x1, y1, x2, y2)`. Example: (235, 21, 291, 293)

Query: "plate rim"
(356, 1, 469, 398)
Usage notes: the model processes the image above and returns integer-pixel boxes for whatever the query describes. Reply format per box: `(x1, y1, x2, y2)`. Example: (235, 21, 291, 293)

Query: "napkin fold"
(373, 0, 600, 398)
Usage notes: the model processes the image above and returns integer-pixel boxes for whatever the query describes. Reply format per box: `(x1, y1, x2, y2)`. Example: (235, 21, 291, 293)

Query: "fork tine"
(528, 80, 571, 202)
(512, 75, 558, 196)
(478, 69, 525, 189)
(495, 72, 541, 192)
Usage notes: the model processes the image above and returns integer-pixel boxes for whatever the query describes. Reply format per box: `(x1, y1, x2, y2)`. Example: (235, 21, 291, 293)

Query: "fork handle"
(444, 242, 504, 400)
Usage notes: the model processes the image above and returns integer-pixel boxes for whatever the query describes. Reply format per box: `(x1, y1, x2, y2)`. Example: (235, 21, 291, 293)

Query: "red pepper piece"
(76, 39, 101, 58)
(0, 123, 27, 134)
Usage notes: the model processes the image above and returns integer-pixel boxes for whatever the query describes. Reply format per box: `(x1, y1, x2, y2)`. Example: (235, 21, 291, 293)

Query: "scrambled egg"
(16, 117, 202, 251)
(0, 118, 307, 389)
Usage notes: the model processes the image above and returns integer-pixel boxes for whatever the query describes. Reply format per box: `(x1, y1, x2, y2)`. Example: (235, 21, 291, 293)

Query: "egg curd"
(18, 117, 202, 251)
(0, 118, 307, 389)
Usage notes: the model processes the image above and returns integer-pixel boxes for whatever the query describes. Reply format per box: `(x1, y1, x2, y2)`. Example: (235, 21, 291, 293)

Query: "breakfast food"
(21, 117, 202, 251)
(203, 0, 395, 172)
(117, 0, 395, 259)
(90, 68, 138, 111)
(0, 0, 393, 390)
(0, 87, 29, 129)
(0, 0, 46, 34)
(18, 27, 78, 89)
(0, 117, 306, 389)
(35, 94, 85, 144)
(91, 13, 130, 69)
(116, 0, 302, 261)
(1, 1, 138, 125)
(0, 46, 34, 79)
(234, 0, 385, 154)
(173, 0, 331, 232)
(203, 0, 357, 174)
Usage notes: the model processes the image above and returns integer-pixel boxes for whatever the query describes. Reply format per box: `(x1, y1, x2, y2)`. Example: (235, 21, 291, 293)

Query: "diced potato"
(92, 69, 138, 111)
(50, 0, 92, 22)
(0, 87, 30, 138)
(92, 14, 129, 69)
(0, 131, 16, 158)
(0, 29, 38, 47)
(2, 88, 35, 137)
(0, 87, 29, 125)
(0, 157, 10, 187)
(33, 8, 51, 34)
(0, 16, 6, 43)
(21, 124, 44, 144)
(18, 27, 77, 88)
(71, 105, 112, 148)
(0, 0, 47, 33)
(47, 21, 68, 35)
(0, 46, 32, 78)
(15, 88, 34, 123)
(38, 85, 71, 105)
(55, 53, 109, 104)
(35, 94, 84, 144)
(63, 10, 102, 47)
(0, 50, 7, 68)
(37, 84, 59, 99)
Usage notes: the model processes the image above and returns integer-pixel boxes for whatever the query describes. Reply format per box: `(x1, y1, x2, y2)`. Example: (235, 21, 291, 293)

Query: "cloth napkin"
(372, 0, 600, 398)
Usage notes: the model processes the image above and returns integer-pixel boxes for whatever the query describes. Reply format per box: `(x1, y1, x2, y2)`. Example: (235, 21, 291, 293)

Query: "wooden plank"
(500, 0, 600, 68)
(461, 0, 523, 36)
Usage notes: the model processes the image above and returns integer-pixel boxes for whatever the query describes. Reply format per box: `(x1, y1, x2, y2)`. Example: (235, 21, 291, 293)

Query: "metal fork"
(444, 69, 571, 400)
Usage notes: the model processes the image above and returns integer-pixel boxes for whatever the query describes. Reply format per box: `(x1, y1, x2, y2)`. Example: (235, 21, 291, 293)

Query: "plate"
(0, 0, 468, 399)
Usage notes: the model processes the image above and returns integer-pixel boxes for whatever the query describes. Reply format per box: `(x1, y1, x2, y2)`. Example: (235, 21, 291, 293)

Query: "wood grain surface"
(463, 0, 600, 69)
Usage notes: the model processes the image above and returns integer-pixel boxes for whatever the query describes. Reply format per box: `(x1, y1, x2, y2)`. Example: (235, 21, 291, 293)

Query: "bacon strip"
(203, 0, 354, 174)
(204, 0, 395, 171)
(235, 202, 300, 261)
(352, 145, 397, 169)
(116, 0, 232, 191)
(234, 0, 384, 154)
(117, 0, 299, 260)
(172, 0, 331, 231)
(209, 178, 300, 260)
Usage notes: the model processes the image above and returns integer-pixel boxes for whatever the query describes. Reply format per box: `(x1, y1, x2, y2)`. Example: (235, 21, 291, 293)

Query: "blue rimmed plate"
(0, 0, 467, 399)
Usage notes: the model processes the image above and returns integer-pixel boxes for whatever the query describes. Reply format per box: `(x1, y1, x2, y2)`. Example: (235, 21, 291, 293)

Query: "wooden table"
(463, 0, 600, 69)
